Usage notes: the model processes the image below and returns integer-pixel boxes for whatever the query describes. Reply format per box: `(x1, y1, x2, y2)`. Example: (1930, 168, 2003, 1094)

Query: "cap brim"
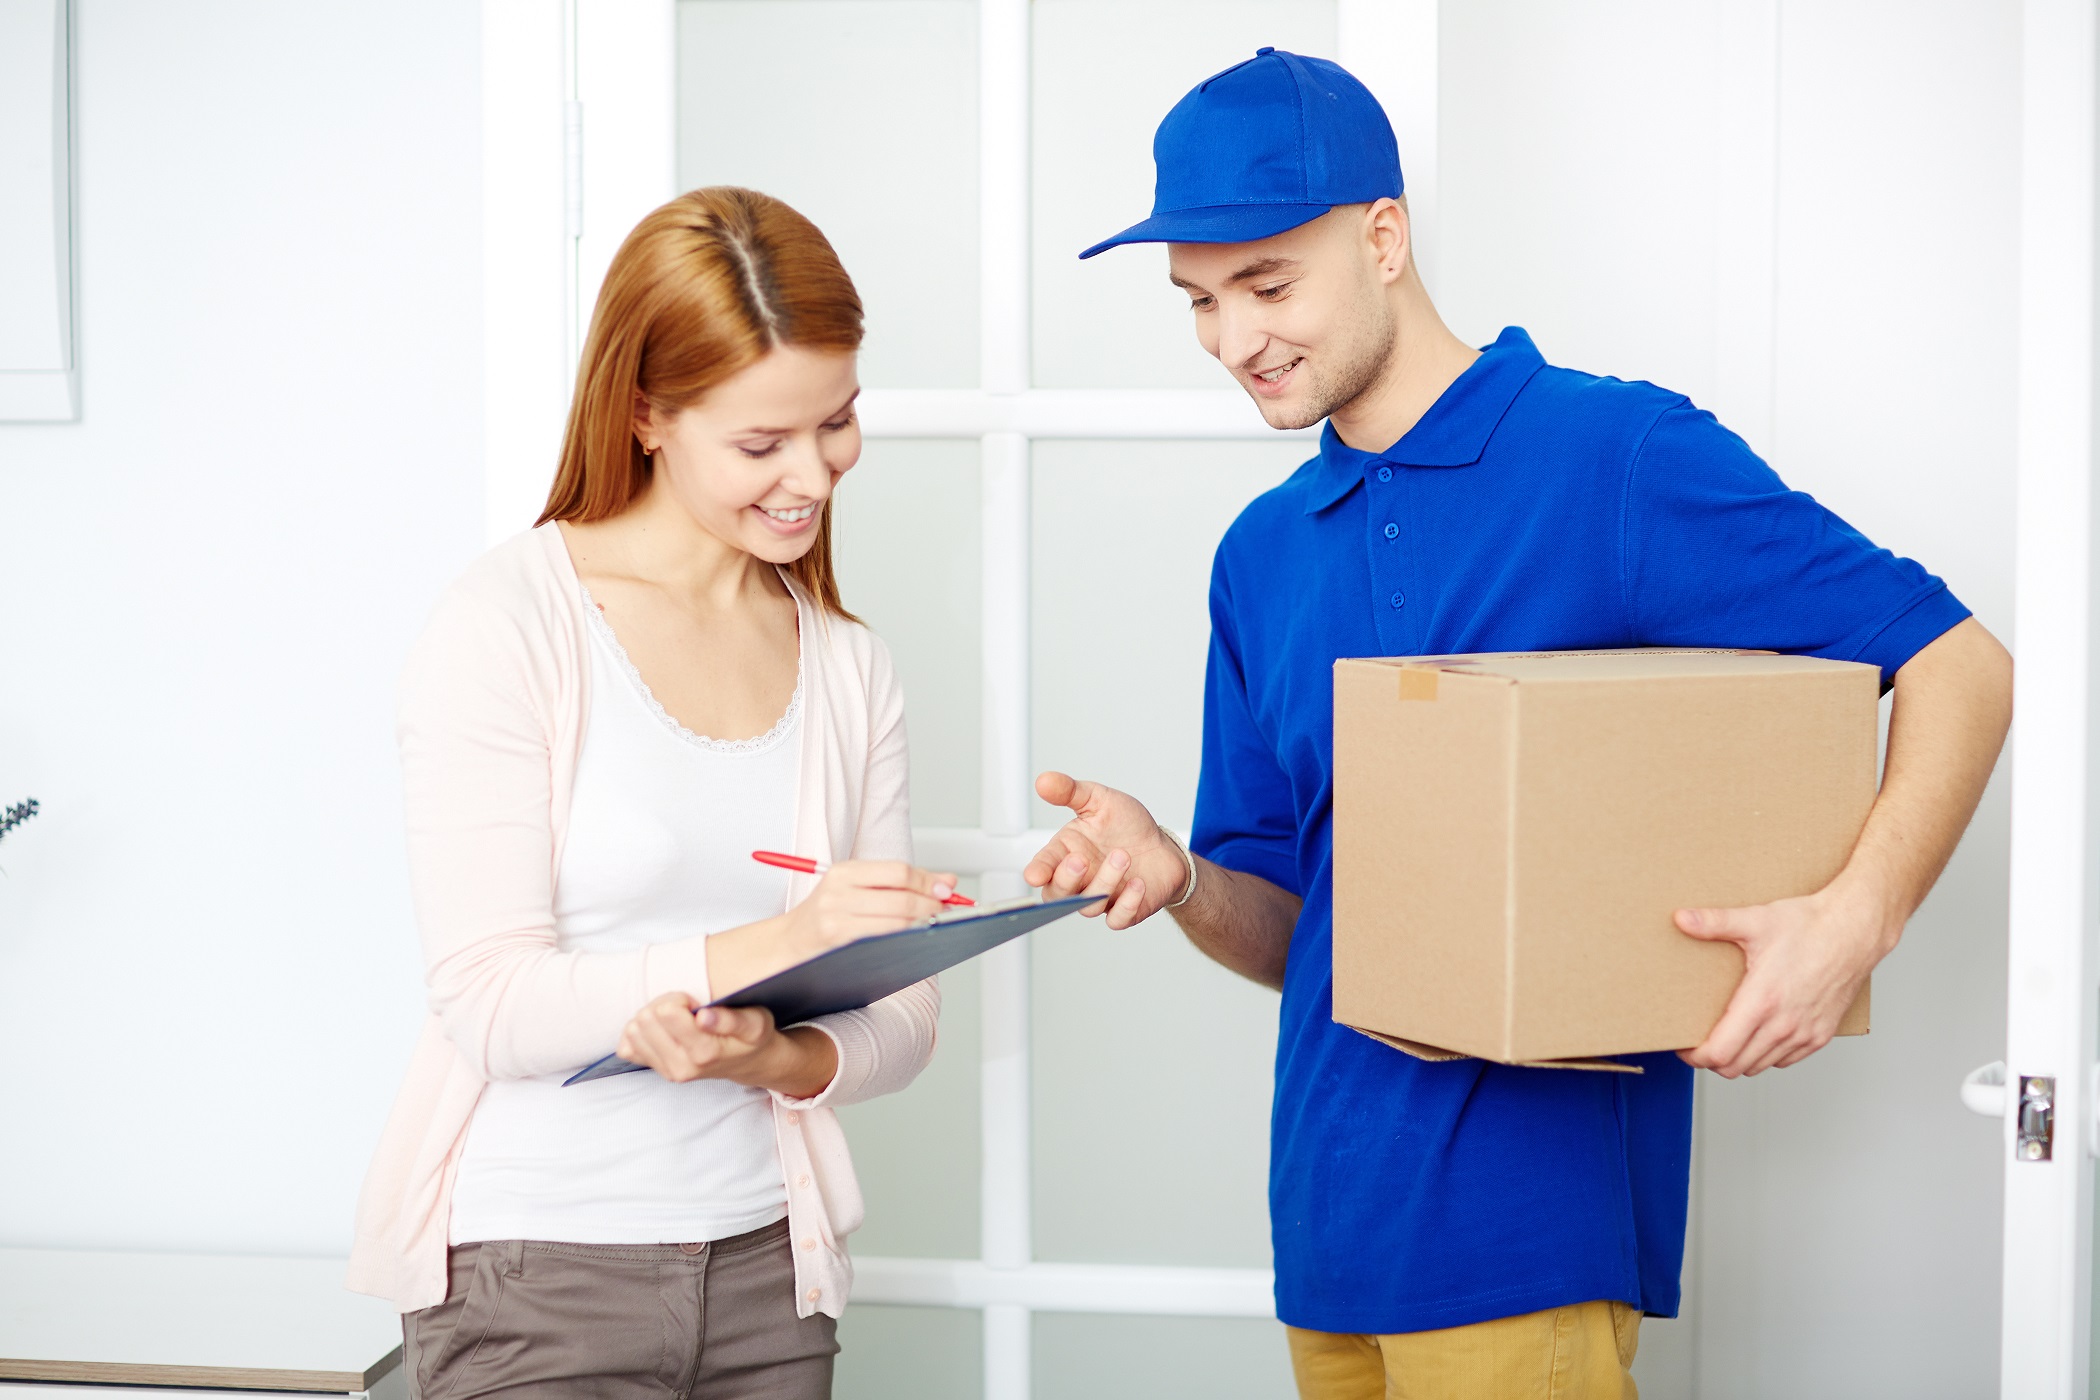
(1077, 202, 1333, 259)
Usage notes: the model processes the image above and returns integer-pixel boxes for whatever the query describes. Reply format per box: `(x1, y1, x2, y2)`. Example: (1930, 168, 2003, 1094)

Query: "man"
(1024, 48, 2012, 1398)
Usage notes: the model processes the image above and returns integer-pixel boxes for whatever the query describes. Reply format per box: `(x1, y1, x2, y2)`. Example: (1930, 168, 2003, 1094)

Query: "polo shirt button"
(1376, 466, 1393, 483)
(1383, 522, 1399, 540)
(1389, 592, 1406, 609)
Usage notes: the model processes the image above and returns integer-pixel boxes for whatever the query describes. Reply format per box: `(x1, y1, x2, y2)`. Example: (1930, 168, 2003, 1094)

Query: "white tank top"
(447, 588, 800, 1245)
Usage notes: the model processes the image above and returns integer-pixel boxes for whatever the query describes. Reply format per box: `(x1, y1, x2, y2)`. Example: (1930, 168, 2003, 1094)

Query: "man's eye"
(1255, 283, 1293, 301)
(738, 442, 782, 459)
(1190, 296, 1215, 312)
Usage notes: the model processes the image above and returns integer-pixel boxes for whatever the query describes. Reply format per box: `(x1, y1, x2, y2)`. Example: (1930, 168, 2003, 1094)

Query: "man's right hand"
(1024, 771, 1190, 931)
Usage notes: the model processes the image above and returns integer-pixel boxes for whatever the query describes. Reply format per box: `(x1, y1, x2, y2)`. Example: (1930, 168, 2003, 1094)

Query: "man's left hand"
(1675, 881, 1898, 1078)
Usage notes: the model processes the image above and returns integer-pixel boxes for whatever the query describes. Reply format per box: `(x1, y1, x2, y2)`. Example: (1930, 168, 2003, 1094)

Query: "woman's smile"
(755, 500, 821, 532)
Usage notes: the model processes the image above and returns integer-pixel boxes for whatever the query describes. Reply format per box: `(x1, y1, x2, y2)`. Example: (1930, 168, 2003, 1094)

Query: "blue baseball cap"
(1079, 47, 1403, 259)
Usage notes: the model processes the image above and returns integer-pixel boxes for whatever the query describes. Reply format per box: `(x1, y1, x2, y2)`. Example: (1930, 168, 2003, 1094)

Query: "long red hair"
(537, 187, 863, 617)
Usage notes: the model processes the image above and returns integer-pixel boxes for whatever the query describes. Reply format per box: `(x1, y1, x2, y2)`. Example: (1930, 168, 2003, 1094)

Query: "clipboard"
(563, 892, 1098, 1086)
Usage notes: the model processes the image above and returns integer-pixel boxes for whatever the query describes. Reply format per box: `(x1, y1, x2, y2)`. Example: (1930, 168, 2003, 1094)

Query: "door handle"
(1961, 1060, 2100, 1159)
(1962, 1060, 2007, 1118)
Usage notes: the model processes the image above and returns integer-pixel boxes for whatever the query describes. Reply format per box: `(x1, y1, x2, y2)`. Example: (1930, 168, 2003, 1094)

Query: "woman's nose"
(778, 438, 832, 500)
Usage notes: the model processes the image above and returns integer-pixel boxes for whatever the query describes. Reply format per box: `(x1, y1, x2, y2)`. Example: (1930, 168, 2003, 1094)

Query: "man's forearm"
(1168, 856, 1302, 990)
(1834, 617, 2013, 942)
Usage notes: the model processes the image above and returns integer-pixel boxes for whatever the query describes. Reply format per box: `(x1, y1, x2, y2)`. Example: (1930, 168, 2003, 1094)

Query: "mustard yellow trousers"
(1286, 1299, 1640, 1400)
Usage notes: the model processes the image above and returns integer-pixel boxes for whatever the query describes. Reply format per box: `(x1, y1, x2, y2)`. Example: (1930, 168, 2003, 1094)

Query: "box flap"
(1347, 1026, 1645, 1075)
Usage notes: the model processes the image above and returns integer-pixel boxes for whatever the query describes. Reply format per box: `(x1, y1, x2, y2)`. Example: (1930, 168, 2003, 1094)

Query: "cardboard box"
(1333, 649, 1878, 1069)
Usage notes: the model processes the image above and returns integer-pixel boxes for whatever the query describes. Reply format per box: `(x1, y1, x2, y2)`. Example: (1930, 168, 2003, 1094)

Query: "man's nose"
(1215, 306, 1268, 374)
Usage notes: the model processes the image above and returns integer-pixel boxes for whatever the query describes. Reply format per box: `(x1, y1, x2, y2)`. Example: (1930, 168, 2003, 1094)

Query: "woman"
(348, 187, 954, 1399)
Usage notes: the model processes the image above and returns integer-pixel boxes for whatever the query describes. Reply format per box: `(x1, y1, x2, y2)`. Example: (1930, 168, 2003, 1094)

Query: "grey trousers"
(403, 1221, 838, 1400)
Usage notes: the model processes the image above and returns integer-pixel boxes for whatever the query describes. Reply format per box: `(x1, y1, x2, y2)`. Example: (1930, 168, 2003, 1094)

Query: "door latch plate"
(2018, 1075, 2056, 1161)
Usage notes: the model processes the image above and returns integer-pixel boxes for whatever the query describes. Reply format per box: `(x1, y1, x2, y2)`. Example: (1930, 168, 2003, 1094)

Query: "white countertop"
(0, 1248, 402, 1392)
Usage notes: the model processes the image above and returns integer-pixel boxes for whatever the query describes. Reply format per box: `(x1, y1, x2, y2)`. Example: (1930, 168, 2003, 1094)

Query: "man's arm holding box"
(1676, 615, 2012, 1078)
(1027, 613, 2013, 1078)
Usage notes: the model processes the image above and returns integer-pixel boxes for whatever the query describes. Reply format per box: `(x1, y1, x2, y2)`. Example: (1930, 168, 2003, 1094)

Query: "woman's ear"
(632, 392, 659, 454)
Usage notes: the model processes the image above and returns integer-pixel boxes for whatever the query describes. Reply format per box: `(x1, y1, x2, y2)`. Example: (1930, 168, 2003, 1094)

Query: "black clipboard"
(563, 893, 1097, 1086)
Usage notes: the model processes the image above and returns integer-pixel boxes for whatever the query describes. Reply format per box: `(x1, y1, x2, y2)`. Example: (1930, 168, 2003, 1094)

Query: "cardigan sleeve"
(780, 630, 941, 1109)
(399, 582, 713, 1082)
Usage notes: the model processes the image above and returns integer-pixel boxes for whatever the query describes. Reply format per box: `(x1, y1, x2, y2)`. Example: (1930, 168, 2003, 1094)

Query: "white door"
(1976, 1, 2100, 1395)
(480, 2, 2074, 1395)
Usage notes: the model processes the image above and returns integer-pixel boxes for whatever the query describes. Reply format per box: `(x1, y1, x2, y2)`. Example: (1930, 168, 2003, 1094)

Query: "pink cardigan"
(346, 524, 939, 1317)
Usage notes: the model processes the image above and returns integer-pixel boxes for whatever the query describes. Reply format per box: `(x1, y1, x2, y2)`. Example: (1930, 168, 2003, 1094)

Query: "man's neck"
(1327, 287, 1480, 455)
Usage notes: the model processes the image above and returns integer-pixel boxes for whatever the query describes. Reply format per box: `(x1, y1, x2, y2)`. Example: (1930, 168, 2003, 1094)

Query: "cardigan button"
(806, 1288, 822, 1302)
(801, 1236, 818, 1252)
(797, 1173, 812, 1188)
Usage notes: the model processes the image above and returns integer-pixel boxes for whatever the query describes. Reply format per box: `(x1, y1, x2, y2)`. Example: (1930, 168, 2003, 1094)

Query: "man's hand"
(1678, 616, 2012, 1079)
(1023, 771, 1188, 930)
(1024, 769, 1302, 988)
(1675, 882, 1894, 1077)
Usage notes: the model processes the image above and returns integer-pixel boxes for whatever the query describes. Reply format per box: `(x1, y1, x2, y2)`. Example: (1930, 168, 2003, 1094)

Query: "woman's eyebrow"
(735, 389, 861, 437)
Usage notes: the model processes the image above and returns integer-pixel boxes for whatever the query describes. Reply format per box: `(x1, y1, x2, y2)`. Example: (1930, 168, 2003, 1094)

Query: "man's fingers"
(1684, 989, 1765, 1074)
(1034, 769, 1103, 817)
(1103, 876, 1149, 931)
(1724, 1017, 1796, 1079)
(1042, 842, 1106, 899)
(1024, 832, 1096, 890)
(1077, 849, 1131, 916)
(1675, 906, 1757, 943)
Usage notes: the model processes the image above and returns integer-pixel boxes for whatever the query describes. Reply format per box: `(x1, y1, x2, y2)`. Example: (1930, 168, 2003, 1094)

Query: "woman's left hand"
(616, 992, 837, 1097)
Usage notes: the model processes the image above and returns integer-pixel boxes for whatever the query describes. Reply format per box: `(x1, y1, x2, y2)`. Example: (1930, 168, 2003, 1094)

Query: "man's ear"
(1365, 198, 1411, 286)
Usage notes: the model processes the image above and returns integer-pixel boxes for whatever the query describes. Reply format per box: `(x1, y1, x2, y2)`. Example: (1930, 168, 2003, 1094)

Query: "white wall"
(0, 0, 483, 1255)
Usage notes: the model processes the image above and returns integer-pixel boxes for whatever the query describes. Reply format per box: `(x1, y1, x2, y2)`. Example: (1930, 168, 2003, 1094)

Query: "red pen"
(751, 850, 975, 907)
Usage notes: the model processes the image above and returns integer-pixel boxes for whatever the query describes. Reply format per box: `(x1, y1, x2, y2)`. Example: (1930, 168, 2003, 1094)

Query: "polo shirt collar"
(1303, 326, 1548, 514)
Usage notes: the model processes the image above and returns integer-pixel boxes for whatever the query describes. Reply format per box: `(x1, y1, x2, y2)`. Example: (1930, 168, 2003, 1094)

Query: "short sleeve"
(1191, 555, 1303, 896)
(1623, 406, 1971, 684)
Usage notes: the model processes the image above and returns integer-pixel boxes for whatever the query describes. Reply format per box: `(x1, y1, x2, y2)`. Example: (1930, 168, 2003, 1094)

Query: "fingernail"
(695, 1008, 716, 1030)
(934, 881, 956, 899)
(1108, 849, 1129, 870)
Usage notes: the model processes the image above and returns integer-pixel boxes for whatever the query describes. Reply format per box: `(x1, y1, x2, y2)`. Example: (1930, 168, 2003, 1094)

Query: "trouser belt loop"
(502, 1239, 524, 1278)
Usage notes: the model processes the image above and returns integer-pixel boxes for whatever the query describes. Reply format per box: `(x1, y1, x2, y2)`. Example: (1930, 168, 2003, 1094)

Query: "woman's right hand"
(783, 860, 961, 959)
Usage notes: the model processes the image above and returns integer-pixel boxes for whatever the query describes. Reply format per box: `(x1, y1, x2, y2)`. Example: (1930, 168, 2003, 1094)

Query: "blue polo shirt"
(1194, 326, 1969, 1335)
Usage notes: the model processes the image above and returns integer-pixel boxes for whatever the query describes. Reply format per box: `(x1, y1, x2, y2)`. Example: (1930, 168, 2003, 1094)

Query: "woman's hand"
(616, 992, 839, 1098)
(704, 860, 961, 1001)
(782, 860, 960, 960)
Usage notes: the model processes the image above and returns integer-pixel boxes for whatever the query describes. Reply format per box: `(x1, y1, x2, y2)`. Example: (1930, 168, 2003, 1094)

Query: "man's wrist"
(1151, 825, 1199, 907)
(1819, 869, 1908, 958)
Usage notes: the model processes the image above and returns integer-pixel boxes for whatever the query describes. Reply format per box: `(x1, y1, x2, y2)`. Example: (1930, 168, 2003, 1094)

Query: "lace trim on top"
(580, 585, 803, 756)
